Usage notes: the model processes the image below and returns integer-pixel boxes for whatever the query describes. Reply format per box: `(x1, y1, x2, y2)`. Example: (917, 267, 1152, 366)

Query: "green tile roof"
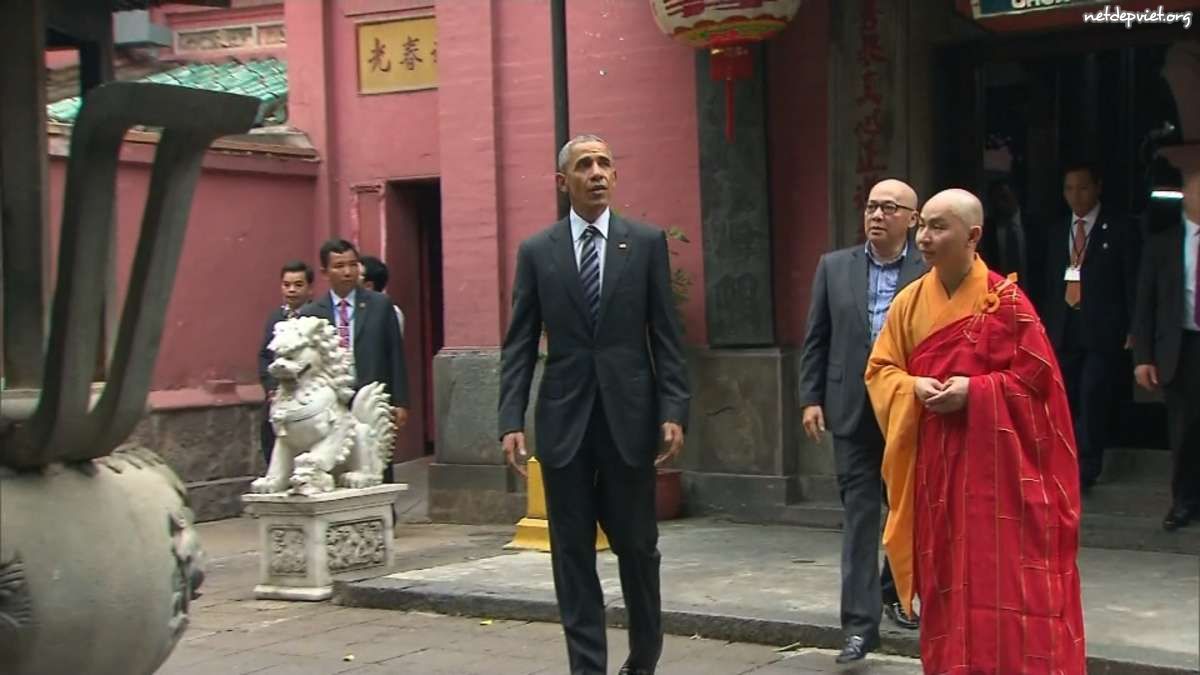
(47, 57, 287, 127)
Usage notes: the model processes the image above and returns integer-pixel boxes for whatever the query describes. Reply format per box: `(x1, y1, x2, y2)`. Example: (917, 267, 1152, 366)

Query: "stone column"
(428, 0, 523, 524)
(682, 46, 802, 519)
(698, 46, 774, 348)
(829, 0, 910, 248)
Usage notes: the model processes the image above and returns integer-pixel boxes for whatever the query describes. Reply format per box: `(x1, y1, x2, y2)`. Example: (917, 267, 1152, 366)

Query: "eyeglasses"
(864, 201, 917, 216)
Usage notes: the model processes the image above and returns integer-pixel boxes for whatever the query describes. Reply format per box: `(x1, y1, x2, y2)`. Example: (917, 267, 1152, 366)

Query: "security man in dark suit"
(1135, 144, 1200, 531)
(798, 179, 925, 664)
(498, 134, 691, 675)
(1042, 162, 1141, 491)
(980, 177, 1034, 298)
(300, 239, 409, 480)
(257, 260, 313, 463)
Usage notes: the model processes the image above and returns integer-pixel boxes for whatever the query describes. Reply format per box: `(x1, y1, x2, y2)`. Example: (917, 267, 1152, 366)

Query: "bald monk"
(866, 189, 1085, 674)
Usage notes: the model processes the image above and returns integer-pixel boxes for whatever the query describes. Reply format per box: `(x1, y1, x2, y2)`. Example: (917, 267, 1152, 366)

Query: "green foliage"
(665, 227, 693, 310)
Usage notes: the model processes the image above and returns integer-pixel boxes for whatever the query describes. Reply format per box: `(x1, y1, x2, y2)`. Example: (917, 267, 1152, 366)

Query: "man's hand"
(394, 407, 409, 428)
(502, 431, 528, 477)
(802, 405, 826, 443)
(656, 422, 685, 467)
(925, 376, 969, 414)
(1135, 364, 1160, 392)
(914, 377, 946, 404)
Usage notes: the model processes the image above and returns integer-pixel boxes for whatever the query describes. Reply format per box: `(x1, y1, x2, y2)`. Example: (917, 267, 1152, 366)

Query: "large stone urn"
(0, 446, 203, 673)
(0, 79, 257, 674)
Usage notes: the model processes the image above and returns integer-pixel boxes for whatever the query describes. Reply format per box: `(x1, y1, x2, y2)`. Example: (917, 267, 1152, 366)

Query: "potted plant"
(654, 227, 692, 520)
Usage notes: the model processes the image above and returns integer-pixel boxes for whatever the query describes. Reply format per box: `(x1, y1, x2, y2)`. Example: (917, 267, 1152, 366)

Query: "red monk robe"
(866, 256, 1085, 675)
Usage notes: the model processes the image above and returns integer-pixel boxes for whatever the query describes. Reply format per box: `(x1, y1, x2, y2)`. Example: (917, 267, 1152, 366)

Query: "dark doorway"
(385, 180, 443, 461)
(934, 31, 1186, 451)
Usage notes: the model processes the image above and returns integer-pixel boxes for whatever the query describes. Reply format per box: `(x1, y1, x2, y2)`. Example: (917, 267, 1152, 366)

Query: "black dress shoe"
(1163, 504, 1195, 531)
(884, 601, 919, 630)
(617, 666, 653, 675)
(835, 635, 876, 664)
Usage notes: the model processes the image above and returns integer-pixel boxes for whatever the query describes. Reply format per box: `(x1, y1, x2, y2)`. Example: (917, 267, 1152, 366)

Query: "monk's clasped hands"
(914, 376, 969, 414)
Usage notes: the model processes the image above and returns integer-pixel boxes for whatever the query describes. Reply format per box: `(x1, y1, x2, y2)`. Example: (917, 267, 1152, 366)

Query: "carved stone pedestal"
(241, 484, 407, 601)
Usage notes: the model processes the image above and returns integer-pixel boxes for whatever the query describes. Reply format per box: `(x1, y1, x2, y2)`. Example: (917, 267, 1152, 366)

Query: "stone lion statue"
(250, 316, 396, 496)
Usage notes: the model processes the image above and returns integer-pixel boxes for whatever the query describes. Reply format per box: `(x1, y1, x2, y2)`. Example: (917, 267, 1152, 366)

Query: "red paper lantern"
(651, 0, 802, 140)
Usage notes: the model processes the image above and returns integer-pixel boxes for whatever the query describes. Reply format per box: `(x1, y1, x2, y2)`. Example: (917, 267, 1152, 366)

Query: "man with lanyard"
(1042, 162, 1140, 492)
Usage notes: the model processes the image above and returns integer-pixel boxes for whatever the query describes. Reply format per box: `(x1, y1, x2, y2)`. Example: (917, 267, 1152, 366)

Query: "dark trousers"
(1059, 311, 1127, 484)
(542, 398, 661, 675)
(260, 400, 274, 465)
(833, 416, 897, 643)
(1166, 332, 1200, 510)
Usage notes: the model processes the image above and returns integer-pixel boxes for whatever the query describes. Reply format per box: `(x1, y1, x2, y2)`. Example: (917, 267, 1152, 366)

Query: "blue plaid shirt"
(866, 242, 908, 344)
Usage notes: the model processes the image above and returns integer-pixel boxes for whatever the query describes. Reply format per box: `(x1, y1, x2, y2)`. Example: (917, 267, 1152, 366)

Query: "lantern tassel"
(710, 45, 752, 143)
(725, 79, 735, 142)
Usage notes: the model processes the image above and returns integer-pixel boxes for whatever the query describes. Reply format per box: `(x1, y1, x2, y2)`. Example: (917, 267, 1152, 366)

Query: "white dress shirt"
(330, 288, 357, 376)
(330, 288, 357, 340)
(1185, 215, 1199, 332)
(570, 207, 611, 294)
(1068, 203, 1102, 262)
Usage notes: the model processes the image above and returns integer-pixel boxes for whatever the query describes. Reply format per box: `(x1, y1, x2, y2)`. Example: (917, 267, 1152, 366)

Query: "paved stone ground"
(161, 517, 923, 674)
(164, 458, 1198, 674)
(344, 521, 1199, 673)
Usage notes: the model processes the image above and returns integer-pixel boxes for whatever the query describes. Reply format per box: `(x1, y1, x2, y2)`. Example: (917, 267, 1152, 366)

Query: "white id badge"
(1063, 267, 1081, 282)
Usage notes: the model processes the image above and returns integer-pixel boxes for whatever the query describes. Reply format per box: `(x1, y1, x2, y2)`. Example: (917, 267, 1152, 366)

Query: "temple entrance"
(349, 179, 444, 462)
(933, 28, 1189, 452)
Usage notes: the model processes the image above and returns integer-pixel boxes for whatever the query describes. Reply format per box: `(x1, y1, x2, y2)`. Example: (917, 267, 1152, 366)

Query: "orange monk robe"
(865, 256, 1085, 674)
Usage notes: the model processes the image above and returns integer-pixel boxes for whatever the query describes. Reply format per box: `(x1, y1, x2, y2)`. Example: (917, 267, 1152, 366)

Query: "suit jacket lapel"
(314, 296, 334, 324)
(1168, 219, 1186, 302)
(550, 218, 591, 327)
(353, 292, 368, 345)
(596, 215, 631, 328)
(899, 245, 925, 287)
(1084, 209, 1108, 267)
(850, 247, 869, 330)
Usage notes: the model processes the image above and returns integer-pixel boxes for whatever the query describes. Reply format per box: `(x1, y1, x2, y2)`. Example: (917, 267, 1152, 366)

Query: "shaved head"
(916, 188, 984, 281)
(873, 179, 918, 209)
(863, 178, 920, 258)
(923, 189, 983, 230)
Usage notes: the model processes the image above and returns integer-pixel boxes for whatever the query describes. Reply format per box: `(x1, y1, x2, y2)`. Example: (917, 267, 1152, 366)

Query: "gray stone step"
(767, 501, 1199, 555)
(1080, 512, 1200, 556)
(1100, 446, 1174, 484)
(1084, 481, 1175, 518)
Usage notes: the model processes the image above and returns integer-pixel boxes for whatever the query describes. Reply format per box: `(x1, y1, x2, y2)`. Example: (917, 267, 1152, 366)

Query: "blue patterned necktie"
(579, 225, 602, 326)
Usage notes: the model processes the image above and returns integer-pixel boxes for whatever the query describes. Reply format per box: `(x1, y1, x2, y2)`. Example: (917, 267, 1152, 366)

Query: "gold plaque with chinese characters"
(357, 16, 438, 94)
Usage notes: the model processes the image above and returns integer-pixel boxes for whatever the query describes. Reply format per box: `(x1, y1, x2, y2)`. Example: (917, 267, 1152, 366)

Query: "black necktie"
(579, 225, 601, 325)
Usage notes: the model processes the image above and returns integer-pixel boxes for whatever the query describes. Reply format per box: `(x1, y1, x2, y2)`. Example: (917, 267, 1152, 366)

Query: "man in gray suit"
(798, 179, 925, 663)
(300, 239, 409, 482)
(498, 135, 691, 675)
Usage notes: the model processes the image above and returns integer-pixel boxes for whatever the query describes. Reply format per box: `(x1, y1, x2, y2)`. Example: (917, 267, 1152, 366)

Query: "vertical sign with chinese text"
(830, 0, 906, 248)
(357, 16, 438, 94)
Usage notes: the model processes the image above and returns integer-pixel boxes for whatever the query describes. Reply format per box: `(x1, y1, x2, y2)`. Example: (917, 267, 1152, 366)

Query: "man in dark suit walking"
(1042, 162, 1141, 490)
(257, 260, 314, 463)
(498, 135, 690, 675)
(1134, 146, 1200, 531)
(300, 239, 409, 481)
(798, 179, 925, 664)
(980, 177, 1034, 297)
